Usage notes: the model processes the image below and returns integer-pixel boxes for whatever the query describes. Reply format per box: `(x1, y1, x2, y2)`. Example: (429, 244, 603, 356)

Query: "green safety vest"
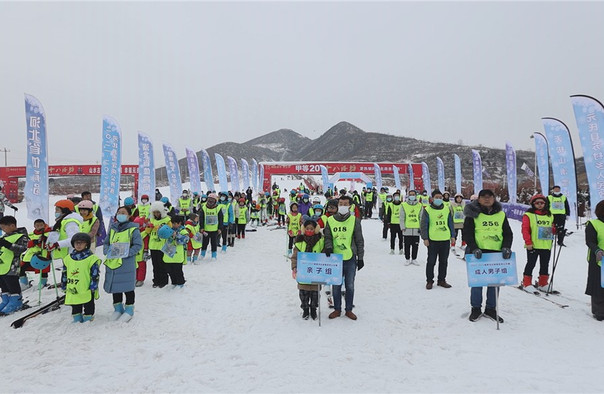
(327, 215, 356, 260)
(378, 193, 387, 203)
(22, 231, 50, 263)
(80, 216, 98, 235)
(137, 231, 148, 261)
(473, 211, 506, 251)
(548, 195, 567, 215)
(0, 233, 24, 275)
(443, 201, 451, 212)
(402, 202, 422, 229)
(287, 213, 302, 234)
(237, 206, 248, 224)
(389, 203, 402, 225)
(163, 228, 188, 264)
(353, 194, 361, 205)
(202, 205, 221, 232)
(588, 219, 604, 265)
(295, 238, 325, 254)
(179, 197, 192, 211)
(220, 203, 230, 223)
(425, 206, 451, 241)
(64, 254, 100, 305)
(138, 204, 151, 219)
(53, 218, 82, 259)
(451, 204, 465, 223)
(419, 195, 430, 206)
(365, 192, 374, 202)
(104, 227, 136, 269)
(186, 223, 202, 249)
(148, 216, 172, 250)
(525, 212, 554, 250)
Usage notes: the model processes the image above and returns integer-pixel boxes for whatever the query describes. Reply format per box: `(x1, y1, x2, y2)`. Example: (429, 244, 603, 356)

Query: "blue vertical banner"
(227, 156, 240, 192)
(320, 165, 329, 191)
(137, 132, 155, 200)
(185, 148, 201, 194)
(571, 95, 604, 217)
(162, 144, 182, 204)
(24, 94, 49, 222)
(471, 149, 483, 195)
(436, 157, 445, 192)
(100, 116, 122, 218)
(251, 159, 259, 192)
(542, 117, 578, 222)
(534, 132, 549, 194)
(408, 163, 414, 190)
(421, 162, 431, 193)
(454, 154, 462, 195)
(506, 143, 517, 204)
(241, 159, 250, 191)
(259, 164, 265, 192)
(200, 149, 214, 192)
(392, 165, 401, 190)
(214, 153, 228, 193)
(373, 163, 383, 190)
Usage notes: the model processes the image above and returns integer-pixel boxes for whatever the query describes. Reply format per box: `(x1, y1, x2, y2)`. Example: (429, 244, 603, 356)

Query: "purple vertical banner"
(408, 163, 415, 190)
(471, 149, 483, 196)
(24, 94, 49, 222)
(162, 144, 183, 204)
(241, 159, 250, 190)
(100, 116, 122, 218)
(506, 143, 517, 204)
(214, 153, 228, 193)
(200, 149, 214, 192)
(571, 95, 604, 217)
(373, 163, 382, 190)
(227, 156, 240, 192)
(259, 164, 265, 192)
(251, 159, 259, 192)
(137, 132, 155, 200)
(542, 117, 578, 222)
(454, 154, 462, 195)
(534, 132, 549, 194)
(421, 162, 431, 193)
(392, 165, 401, 190)
(436, 157, 445, 192)
(186, 148, 201, 194)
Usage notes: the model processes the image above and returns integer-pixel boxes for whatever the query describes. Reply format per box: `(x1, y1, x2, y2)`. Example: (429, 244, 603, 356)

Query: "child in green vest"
(162, 215, 188, 287)
(61, 232, 100, 323)
(185, 213, 202, 264)
(291, 220, 324, 320)
(20, 218, 52, 289)
(0, 215, 29, 315)
(286, 202, 302, 256)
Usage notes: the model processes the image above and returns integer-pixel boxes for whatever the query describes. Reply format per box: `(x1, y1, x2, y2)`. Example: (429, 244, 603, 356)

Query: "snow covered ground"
(3, 179, 603, 393)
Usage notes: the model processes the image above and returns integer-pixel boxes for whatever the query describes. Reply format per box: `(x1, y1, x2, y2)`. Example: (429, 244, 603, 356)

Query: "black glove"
(501, 248, 512, 259)
(324, 248, 333, 257)
(12, 206, 18, 212)
(473, 248, 482, 259)
(0, 238, 11, 248)
(357, 259, 364, 271)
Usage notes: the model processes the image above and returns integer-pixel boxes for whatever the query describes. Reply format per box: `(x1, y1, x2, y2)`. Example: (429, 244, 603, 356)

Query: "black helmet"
(71, 232, 91, 249)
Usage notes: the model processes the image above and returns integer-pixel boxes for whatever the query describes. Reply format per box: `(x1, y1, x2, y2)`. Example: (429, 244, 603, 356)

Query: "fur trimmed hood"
(150, 201, 169, 219)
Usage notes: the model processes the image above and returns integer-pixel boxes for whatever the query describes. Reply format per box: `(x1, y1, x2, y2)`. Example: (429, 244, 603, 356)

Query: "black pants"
(278, 214, 285, 226)
(113, 291, 135, 305)
(404, 235, 419, 260)
(164, 263, 185, 285)
(237, 223, 246, 236)
(426, 240, 450, 282)
(364, 202, 373, 218)
(523, 249, 551, 276)
(390, 224, 403, 250)
(382, 222, 389, 239)
(553, 214, 567, 245)
(71, 295, 95, 316)
(0, 275, 21, 294)
(150, 250, 166, 286)
(288, 235, 296, 250)
(299, 289, 319, 310)
(202, 231, 218, 252)
(220, 227, 228, 246)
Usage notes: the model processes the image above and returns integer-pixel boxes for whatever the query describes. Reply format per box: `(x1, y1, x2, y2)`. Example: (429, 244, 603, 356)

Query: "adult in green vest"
(382, 194, 393, 240)
(146, 201, 172, 288)
(177, 190, 193, 216)
(378, 187, 388, 221)
(49, 199, 83, 265)
(324, 195, 365, 320)
(400, 190, 422, 266)
(585, 200, 604, 320)
(0, 215, 28, 315)
(548, 185, 571, 247)
(420, 189, 455, 290)
(450, 193, 466, 251)
(463, 189, 513, 323)
(291, 219, 325, 320)
(103, 206, 143, 322)
(385, 193, 403, 254)
(199, 193, 224, 260)
(61, 232, 100, 323)
(521, 194, 556, 293)
(363, 187, 375, 219)
(419, 190, 430, 207)
(77, 200, 100, 253)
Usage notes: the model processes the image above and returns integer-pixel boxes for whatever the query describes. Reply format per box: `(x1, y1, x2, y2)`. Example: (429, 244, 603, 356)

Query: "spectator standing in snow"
(584, 200, 604, 321)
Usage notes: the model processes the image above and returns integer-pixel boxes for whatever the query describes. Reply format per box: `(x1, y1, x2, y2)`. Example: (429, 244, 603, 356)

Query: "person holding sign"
(584, 200, 604, 321)
(521, 194, 556, 293)
(291, 219, 324, 320)
(103, 206, 143, 322)
(324, 196, 365, 320)
(420, 189, 455, 289)
(463, 189, 513, 323)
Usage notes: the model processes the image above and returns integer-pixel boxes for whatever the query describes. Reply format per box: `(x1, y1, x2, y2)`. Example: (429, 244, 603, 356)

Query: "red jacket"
(521, 209, 556, 246)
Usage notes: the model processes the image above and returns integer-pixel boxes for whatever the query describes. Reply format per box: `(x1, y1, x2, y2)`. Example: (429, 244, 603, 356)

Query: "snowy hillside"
(2, 179, 601, 393)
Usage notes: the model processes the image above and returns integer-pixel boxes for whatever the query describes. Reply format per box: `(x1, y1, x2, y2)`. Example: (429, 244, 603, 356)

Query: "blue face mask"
(433, 198, 443, 206)
(116, 214, 129, 223)
(394, 196, 400, 202)
(55, 212, 62, 219)
(408, 195, 416, 201)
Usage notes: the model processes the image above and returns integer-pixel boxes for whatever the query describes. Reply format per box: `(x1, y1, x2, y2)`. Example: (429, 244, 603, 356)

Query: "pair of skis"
(517, 286, 568, 308)
(10, 295, 65, 329)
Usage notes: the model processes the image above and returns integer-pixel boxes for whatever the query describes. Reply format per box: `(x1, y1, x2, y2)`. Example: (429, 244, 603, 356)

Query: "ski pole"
(548, 234, 562, 295)
(37, 271, 43, 306)
(50, 259, 60, 300)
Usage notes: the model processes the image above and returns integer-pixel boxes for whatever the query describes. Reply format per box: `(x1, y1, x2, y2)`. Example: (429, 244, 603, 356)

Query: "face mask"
(433, 199, 443, 206)
(394, 196, 400, 202)
(553, 192, 561, 196)
(228, 198, 232, 202)
(304, 230, 315, 237)
(141, 200, 148, 204)
(338, 206, 350, 215)
(220, 196, 226, 201)
(408, 195, 416, 201)
(386, 198, 393, 202)
(116, 214, 129, 223)
(55, 212, 62, 219)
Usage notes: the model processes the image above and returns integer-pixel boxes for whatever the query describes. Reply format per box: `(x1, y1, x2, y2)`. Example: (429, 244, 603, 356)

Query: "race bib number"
(193, 232, 204, 242)
(537, 226, 554, 240)
(551, 201, 564, 211)
(162, 242, 177, 258)
(454, 211, 464, 220)
(206, 215, 218, 225)
(107, 242, 130, 259)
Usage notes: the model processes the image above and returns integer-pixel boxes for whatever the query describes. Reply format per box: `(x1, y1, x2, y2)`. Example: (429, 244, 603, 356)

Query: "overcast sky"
(2, 1, 604, 167)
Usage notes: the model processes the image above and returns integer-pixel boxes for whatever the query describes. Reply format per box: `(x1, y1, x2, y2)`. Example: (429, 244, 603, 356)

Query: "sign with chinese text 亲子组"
(296, 252, 343, 285)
